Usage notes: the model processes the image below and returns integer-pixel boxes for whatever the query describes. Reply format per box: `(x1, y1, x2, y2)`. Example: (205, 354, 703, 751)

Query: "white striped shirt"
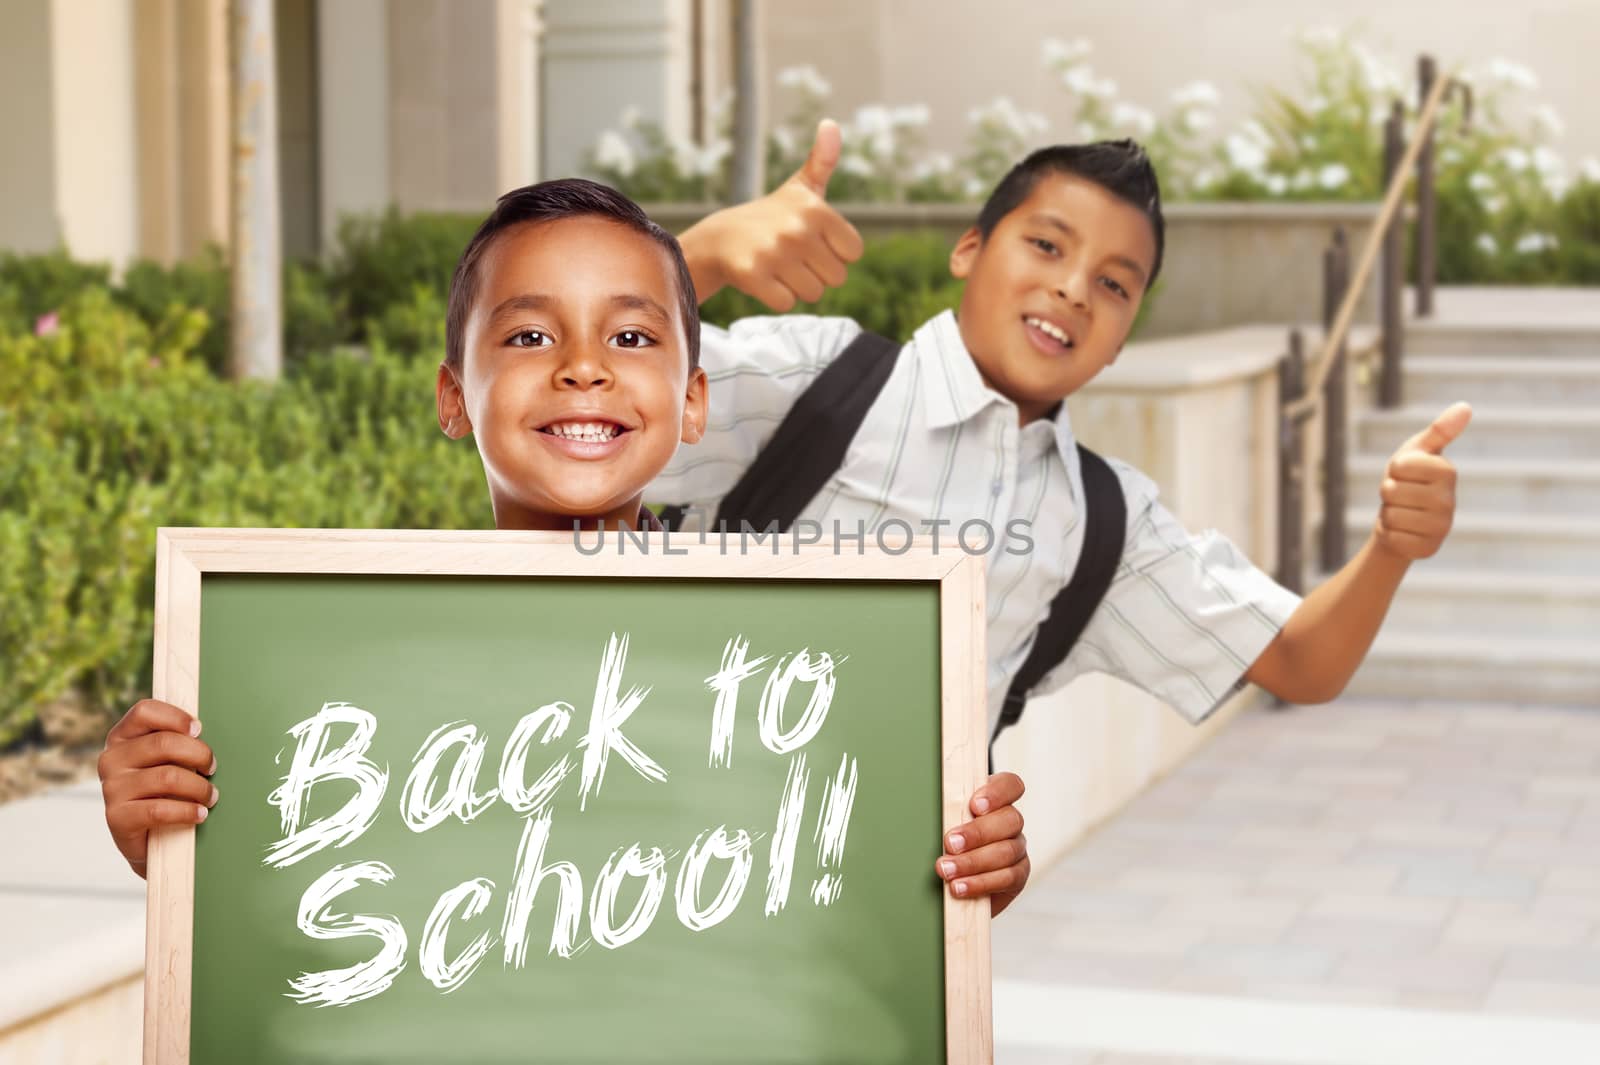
(650, 309, 1302, 735)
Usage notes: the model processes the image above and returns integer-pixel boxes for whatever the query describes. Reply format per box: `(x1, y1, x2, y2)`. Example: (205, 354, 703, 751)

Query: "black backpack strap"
(660, 330, 901, 534)
(989, 445, 1127, 771)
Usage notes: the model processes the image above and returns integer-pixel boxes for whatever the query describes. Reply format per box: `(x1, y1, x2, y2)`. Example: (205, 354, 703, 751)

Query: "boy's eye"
(1030, 237, 1059, 255)
(508, 330, 549, 348)
(1101, 277, 1129, 299)
(612, 329, 655, 349)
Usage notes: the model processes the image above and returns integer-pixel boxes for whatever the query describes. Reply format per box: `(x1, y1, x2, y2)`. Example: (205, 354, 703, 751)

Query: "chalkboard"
(144, 529, 991, 1064)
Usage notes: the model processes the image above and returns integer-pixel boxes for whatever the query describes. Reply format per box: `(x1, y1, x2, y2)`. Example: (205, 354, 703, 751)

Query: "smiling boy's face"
(949, 172, 1158, 423)
(437, 216, 707, 530)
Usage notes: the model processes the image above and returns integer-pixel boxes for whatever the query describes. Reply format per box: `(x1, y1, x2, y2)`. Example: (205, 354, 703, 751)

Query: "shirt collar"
(912, 309, 1002, 430)
(912, 309, 1084, 464)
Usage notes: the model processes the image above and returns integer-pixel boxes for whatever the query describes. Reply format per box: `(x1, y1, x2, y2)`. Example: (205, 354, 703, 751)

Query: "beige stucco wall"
(764, 1, 1600, 171)
(0, 0, 59, 255)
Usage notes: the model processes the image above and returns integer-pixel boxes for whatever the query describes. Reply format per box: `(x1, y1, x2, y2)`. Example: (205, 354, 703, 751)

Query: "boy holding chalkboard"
(99, 179, 1032, 916)
(656, 123, 1470, 908)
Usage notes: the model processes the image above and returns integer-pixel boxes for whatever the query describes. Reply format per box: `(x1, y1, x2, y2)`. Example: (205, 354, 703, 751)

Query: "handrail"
(1283, 66, 1460, 423)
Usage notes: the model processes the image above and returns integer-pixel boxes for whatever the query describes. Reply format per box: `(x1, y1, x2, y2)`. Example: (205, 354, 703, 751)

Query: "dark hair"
(975, 139, 1165, 287)
(444, 178, 700, 370)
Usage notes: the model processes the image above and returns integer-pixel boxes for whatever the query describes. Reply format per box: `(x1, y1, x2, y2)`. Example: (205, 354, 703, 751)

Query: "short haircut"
(445, 178, 700, 370)
(975, 139, 1165, 287)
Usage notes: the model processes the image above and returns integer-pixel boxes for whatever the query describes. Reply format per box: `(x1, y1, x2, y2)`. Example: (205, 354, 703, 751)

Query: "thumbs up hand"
(1374, 402, 1472, 561)
(678, 119, 865, 311)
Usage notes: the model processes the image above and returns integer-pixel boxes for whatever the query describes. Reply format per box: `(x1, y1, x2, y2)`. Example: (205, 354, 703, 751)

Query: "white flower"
(1441, 146, 1462, 166)
(1111, 102, 1155, 136)
(1515, 231, 1557, 254)
(911, 152, 954, 180)
(1172, 80, 1221, 108)
(772, 125, 798, 157)
(1305, 94, 1328, 115)
(1352, 43, 1401, 94)
(1193, 168, 1218, 190)
(1476, 233, 1498, 255)
(1532, 146, 1563, 176)
(962, 176, 987, 199)
(1185, 109, 1215, 132)
(851, 105, 897, 156)
(970, 97, 1048, 140)
(1299, 134, 1318, 151)
(1533, 104, 1565, 139)
(670, 136, 700, 177)
(1077, 121, 1099, 141)
(1483, 57, 1538, 91)
(593, 130, 636, 177)
(776, 65, 831, 98)
(1062, 64, 1117, 100)
(1292, 168, 1315, 190)
(1042, 37, 1092, 66)
(1264, 173, 1289, 196)
(1225, 133, 1268, 173)
(1501, 147, 1530, 173)
(1580, 157, 1600, 184)
(1481, 194, 1506, 215)
(891, 104, 931, 128)
(1469, 172, 1495, 193)
(839, 153, 873, 177)
(619, 106, 641, 130)
(696, 138, 731, 176)
(1242, 120, 1271, 146)
(1319, 163, 1351, 190)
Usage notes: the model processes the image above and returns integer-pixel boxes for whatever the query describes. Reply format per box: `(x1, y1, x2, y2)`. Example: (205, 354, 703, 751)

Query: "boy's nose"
(1054, 276, 1090, 310)
(553, 345, 614, 389)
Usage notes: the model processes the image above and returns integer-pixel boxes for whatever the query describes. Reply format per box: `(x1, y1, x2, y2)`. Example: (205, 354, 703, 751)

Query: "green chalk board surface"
(190, 573, 947, 1064)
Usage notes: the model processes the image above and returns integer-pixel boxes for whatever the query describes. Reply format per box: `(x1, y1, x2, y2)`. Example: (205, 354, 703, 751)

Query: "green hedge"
(0, 288, 486, 746)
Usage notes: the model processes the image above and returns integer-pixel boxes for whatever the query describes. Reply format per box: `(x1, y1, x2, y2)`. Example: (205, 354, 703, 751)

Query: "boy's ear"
(436, 363, 472, 438)
(679, 367, 708, 445)
(949, 226, 983, 280)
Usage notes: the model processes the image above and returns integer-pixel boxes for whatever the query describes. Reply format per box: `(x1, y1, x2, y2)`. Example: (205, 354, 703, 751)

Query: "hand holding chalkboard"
(937, 771, 1030, 916)
(99, 698, 218, 877)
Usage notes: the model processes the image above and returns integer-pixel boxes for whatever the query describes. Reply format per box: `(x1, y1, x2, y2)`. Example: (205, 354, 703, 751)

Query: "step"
(1340, 632, 1600, 706)
(1403, 356, 1600, 406)
(1354, 406, 1600, 460)
(1344, 508, 1600, 576)
(1346, 454, 1600, 515)
(1356, 569, 1600, 640)
(1406, 323, 1600, 358)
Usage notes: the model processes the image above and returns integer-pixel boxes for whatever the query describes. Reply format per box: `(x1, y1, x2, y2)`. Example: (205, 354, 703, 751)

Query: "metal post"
(229, 0, 283, 380)
(1415, 55, 1438, 317)
(1277, 329, 1307, 598)
(1380, 101, 1406, 408)
(1321, 227, 1349, 573)
(728, 0, 765, 202)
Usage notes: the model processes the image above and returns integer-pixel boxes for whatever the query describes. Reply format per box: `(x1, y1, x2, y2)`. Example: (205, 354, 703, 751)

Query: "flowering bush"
(583, 33, 1598, 285)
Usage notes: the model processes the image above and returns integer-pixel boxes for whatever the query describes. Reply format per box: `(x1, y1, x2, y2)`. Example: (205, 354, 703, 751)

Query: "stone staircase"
(1337, 287, 1600, 707)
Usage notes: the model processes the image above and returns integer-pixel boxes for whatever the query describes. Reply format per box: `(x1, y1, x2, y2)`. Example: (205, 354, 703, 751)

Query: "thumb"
(791, 118, 841, 196)
(1403, 401, 1473, 456)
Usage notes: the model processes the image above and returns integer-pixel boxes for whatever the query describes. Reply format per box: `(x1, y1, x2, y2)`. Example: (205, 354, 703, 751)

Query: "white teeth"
(1026, 317, 1073, 347)
(548, 421, 618, 441)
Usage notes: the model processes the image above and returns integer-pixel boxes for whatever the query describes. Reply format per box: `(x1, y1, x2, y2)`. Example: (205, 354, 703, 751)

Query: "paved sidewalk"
(992, 697, 1600, 1064)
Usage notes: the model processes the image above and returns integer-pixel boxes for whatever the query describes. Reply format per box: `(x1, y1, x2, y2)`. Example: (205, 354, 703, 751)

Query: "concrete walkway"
(993, 696, 1600, 1064)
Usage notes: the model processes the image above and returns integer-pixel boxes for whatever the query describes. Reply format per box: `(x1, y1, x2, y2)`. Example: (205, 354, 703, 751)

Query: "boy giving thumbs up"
(648, 125, 1473, 910)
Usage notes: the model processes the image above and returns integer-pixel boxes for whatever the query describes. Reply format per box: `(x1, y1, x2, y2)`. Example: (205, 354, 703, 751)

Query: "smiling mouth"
(1023, 315, 1075, 351)
(538, 419, 628, 442)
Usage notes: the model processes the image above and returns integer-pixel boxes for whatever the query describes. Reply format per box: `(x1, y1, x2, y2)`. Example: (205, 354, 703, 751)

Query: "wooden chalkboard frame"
(144, 527, 992, 1064)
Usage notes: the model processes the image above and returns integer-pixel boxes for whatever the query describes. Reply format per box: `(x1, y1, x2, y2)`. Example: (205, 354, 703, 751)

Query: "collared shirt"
(650, 310, 1302, 734)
